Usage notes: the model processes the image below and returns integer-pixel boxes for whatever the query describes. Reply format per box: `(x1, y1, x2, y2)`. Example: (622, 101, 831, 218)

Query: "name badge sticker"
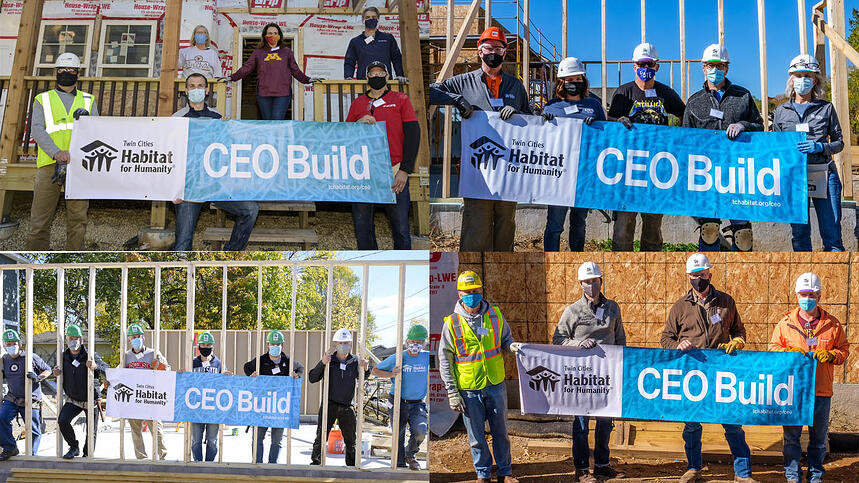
(709, 108, 724, 119)
(710, 313, 722, 324)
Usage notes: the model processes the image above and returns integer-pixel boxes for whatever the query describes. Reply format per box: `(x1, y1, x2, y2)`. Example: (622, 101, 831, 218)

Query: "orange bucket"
(327, 428, 345, 454)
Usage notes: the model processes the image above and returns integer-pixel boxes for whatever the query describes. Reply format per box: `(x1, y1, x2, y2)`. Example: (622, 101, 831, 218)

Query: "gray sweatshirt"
(430, 68, 532, 115)
(552, 295, 626, 346)
(438, 299, 514, 397)
(772, 99, 843, 165)
(32, 87, 99, 159)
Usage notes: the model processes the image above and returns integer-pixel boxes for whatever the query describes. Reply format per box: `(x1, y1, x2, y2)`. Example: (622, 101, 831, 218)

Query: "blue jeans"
(254, 426, 284, 463)
(693, 218, 748, 251)
(388, 397, 428, 467)
(174, 201, 259, 251)
(0, 400, 40, 454)
(683, 422, 751, 477)
(352, 183, 411, 249)
(544, 206, 589, 251)
(257, 95, 291, 120)
(791, 168, 844, 252)
(191, 422, 219, 462)
(573, 416, 613, 470)
(783, 396, 831, 482)
(461, 382, 511, 479)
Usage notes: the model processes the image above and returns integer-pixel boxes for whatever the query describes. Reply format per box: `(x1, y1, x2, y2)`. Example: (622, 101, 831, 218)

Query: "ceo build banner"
(106, 368, 301, 429)
(460, 112, 808, 224)
(67, 117, 395, 204)
(516, 344, 815, 426)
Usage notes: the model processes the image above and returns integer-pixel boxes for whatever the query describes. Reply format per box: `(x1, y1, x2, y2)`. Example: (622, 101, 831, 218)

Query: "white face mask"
(5, 345, 19, 357)
(407, 343, 424, 353)
(68, 339, 82, 351)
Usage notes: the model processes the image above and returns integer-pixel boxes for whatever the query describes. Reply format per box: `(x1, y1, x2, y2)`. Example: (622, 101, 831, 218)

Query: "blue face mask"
(194, 33, 207, 45)
(794, 77, 814, 95)
(706, 68, 725, 85)
(798, 297, 817, 312)
(131, 337, 144, 350)
(269, 345, 282, 357)
(365, 18, 378, 29)
(636, 67, 656, 82)
(461, 293, 482, 308)
(187, 88, 206, 104)
(5, 345, 18, 357)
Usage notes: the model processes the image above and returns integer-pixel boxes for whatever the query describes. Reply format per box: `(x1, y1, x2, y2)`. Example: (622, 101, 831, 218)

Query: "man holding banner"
(0, 329, 51, 460)
(123, 323, 170, 460)
(189, 331, 231, 462)
(429, 27, 532, 252)
(607, 42, 685, 252)
(660, 254, 755, 483)
(682, 44, 763, 252)
(770, 273, 849, 483)
(439, 271, 520, 483)
(551, 262, 625, 482)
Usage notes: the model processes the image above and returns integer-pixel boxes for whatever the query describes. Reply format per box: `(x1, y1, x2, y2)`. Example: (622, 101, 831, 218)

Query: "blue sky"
(433, 0, 859, 98)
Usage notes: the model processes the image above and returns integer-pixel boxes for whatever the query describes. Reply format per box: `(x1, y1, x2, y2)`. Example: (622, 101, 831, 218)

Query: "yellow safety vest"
(444, 306, 506, 391)
(34, 89, 93, 168)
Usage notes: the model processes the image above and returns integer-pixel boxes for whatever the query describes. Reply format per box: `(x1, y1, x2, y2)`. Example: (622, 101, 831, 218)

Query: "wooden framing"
(757, 0, 769, 131)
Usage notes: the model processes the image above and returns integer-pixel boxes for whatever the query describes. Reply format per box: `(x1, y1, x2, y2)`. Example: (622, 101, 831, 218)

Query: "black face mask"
(368, 76, 387, 90)
(690, 276, 711, 293)
(199, 347, 212, 357)
(482, 53, 504, 69)
(57, 72, 78, 87)
(564, 81, 587, 97)
(365, 18, 378, 29)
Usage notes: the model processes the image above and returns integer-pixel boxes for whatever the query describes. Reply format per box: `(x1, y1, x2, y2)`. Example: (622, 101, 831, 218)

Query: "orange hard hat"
(478, 27, 507, 47)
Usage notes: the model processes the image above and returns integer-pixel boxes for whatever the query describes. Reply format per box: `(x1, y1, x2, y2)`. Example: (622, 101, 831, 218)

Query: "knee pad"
(732, 226, 753, 252)
(699, 222, 720, 245)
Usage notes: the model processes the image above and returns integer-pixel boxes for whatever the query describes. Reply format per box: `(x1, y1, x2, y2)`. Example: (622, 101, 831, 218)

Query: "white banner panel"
(459, 111, 582, 205)
(517, 343, 623, 417)
(106, 368, 176, 422)
(66, 117, 189, 200)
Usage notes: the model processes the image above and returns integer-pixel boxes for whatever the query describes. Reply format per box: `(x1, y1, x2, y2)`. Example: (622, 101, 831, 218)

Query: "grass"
(591, 239, 699, 252)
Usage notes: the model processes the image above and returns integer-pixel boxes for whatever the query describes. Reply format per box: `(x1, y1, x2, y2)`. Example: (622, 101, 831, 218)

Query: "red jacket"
(230, 45, 310, 97)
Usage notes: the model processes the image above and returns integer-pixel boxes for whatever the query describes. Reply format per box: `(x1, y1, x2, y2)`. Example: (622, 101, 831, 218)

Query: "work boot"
(0, 447, 19, 461)
(476, 478, 491, 483)
(734, 477, 760, 483)
(497, 476, 519, 483)
(680, 469, 703, 483)
(63, 444, 80, 459)
(594, 465, 626, 479)
(576, 469, 598, 483)
(405, 455, 421, 470)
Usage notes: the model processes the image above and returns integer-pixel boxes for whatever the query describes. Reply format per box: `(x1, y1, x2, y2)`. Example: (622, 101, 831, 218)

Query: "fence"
(0, 258, 426, 472)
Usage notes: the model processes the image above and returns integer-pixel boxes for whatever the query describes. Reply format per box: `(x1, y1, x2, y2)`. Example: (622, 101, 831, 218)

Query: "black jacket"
(682, 79, 763, 132)
(243, 353, 304, 377)
(61, 347, 108, 402)
(308, 354, 371, 406)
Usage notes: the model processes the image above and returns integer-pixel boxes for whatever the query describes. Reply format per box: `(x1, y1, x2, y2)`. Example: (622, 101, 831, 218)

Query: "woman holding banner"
(772, 54, 844, 252)
(540, 57, 606, 252)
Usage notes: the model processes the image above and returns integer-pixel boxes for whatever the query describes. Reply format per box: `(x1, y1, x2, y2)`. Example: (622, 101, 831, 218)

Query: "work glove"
(26, 371, 41, 382)
(73, 108, 89, 120)
(797, 140, 824, 154)
(579, 338, 597, 350)
(454, 98, 474, 119)
(51, 162, 67, 185)
(448, 393, 465, 413)
(395, 76, 409, 83)
(618, 116, 633, 129)
(717, 337, 745, 354)
(541, 111, 554, 122)
(583, 116, 595, 125)
(499, 105, 517, 120)
(726, 122, 745, 140)
(813, 349, 836, 363)
(784, 346, 808, 354)
(509, 342, 522, 353)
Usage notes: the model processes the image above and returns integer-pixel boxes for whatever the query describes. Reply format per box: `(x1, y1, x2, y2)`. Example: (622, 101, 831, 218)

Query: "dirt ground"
(0, 198, 415, 251)
(430, 431, 859, 482)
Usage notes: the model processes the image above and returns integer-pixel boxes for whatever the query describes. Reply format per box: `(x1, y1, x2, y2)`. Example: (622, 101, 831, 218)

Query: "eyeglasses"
(367, 72, 388, 78)
(635, 61, 656, 68)
(480, 46, 506, 54)
(703, 62, 728, 70)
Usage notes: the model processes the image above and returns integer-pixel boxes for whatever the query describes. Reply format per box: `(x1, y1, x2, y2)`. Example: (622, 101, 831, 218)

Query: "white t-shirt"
(178, 46, 223, 79)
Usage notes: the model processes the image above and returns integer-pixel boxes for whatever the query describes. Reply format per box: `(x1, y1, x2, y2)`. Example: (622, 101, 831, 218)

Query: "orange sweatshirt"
(769, 306, 849, 397)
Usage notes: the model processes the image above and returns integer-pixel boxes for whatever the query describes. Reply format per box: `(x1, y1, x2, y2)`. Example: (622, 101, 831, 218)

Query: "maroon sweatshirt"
(229, 45, 311, 97)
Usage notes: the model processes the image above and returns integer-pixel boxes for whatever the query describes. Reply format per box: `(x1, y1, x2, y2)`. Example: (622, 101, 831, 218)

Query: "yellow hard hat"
(457, 271, 483, 291)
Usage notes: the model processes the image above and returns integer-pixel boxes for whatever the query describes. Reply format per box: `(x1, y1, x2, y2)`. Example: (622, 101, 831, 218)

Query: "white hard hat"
(577, 261, 602, 281)
(632, 42, 659, 62)
(558, 57, 587, 77)
(333, 328, 353, 343)
(701, 43, 729, 63)
(795, 272, 822, 293)
(686, 253, 712, 274)
(789, 54, 820, 73)
(56, 52, 81, 69)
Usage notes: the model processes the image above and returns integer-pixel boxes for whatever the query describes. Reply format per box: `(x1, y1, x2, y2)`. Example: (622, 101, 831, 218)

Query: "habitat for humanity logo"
(469, 136, 507, 170)
(80, 140, 118, 172)
(467, 132, 567, 179)
(525, 365, 561, 391)
(113, 382, 134, 403)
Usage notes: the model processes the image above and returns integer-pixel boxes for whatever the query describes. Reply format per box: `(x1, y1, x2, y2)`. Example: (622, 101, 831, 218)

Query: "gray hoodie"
(552, 295, 626, 346)
(772, 99, 843, 165)
(438, 299, 514, 398)
(430, 68, 532, 115)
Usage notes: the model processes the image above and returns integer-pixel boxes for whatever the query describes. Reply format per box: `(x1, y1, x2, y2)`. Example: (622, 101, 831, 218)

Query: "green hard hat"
(65, 324, 83, 338)
(407, 324, 428, 341)
(127, 323, 145, 336)
(2, 329, 20, 342)
(197, 331, 215, 345)
(266, 330, 284, 344)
